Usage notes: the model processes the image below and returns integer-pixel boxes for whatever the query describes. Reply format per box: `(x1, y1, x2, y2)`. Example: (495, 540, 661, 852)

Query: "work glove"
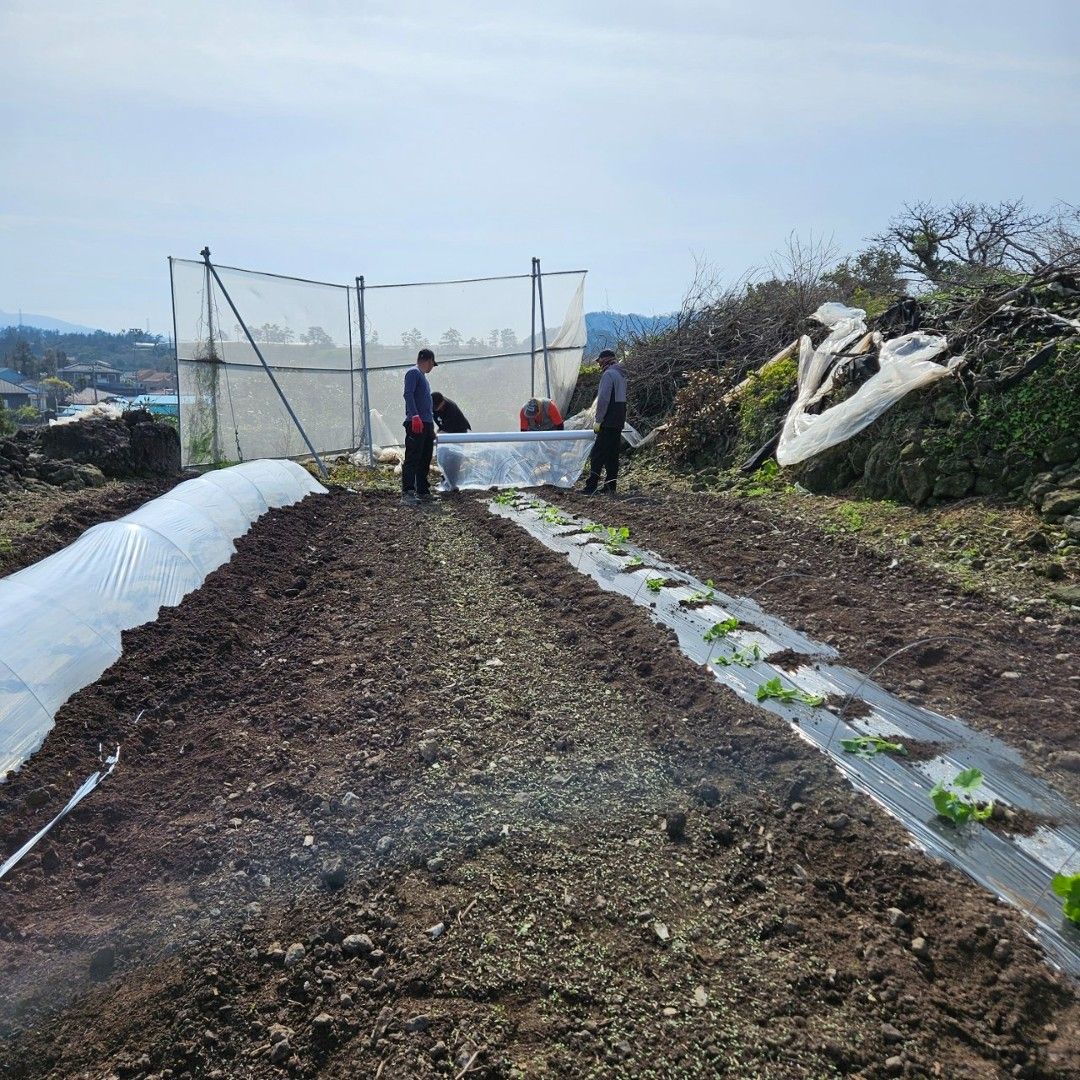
(592, 423, 601, 435)
(410, 415, 424, 436)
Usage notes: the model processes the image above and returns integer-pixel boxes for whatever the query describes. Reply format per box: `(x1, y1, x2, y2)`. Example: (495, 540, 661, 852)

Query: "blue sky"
(1, 0, 1077, 333)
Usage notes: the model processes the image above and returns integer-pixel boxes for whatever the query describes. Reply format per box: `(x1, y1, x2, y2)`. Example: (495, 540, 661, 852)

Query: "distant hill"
(0, 309, 100, 334)
(585, 310, 676, 355)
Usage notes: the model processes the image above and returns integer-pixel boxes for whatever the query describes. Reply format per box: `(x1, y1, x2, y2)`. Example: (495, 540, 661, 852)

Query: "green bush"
(735, 354, 798, 455)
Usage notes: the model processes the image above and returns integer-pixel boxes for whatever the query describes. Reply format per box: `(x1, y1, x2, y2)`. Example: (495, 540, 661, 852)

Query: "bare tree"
(874, 199, 1070, 286)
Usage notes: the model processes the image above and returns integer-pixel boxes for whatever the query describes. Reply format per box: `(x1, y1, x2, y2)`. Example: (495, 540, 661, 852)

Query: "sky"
(1, 0, 1078, 334)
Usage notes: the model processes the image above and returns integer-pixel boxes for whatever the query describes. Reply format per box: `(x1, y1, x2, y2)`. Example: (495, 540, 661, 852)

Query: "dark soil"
(0, 477, 179, 578)
(0, 489, 1076, 1079)
(552, 489, 1080, 797)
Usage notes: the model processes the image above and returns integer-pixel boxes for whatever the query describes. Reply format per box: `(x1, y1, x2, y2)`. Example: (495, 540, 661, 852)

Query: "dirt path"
(549, 489, 1080, 797)
(0, 490, 1076, 1078)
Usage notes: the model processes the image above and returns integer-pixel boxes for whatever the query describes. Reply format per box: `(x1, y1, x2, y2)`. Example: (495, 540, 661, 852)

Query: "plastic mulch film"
(776, 303, 960, 467)
(0, 460, 326, 779)
(436, 430, 595, 491)
(492, 495, 1080, 975)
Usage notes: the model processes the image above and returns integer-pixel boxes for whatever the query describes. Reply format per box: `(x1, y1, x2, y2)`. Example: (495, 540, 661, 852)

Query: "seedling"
(703, 617, 739, 642)
(929, 768, 994, 825)
(684, 580, 717, 605)
(841, 735, 908, 758)
(625, 555, 644, 568)
(1051, 873, 1080, 925)
(604, 526, 630, 554)
(581, 523, 605, 534)
(493, 489, 518, 506)
(540, 506, 571, 526)
(645, 576, 666, 593)
(755, 676, 825, 708)
(713, 644, 762, 668)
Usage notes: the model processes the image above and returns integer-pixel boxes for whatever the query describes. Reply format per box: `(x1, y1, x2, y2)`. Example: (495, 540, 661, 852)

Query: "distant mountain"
(0, 309, 100, 334)
(585, 310, 676, 355)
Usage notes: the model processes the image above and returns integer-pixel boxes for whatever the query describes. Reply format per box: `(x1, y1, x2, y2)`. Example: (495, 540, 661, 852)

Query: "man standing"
(431, 391, 471, 434)
(583, 349, 628, 495)
(402, 347, 437, 504)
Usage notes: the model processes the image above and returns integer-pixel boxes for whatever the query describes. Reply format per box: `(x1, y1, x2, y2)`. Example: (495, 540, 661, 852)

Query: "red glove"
(410, 415, 423, 436)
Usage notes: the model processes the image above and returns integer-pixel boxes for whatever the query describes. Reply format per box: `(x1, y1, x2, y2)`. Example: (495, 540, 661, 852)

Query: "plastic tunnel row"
(0, 460, 327, 779)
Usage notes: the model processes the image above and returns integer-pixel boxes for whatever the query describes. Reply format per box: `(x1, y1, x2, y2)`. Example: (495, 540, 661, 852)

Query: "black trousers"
(586, 425, 621, 491)
(402, 422, 435, 494)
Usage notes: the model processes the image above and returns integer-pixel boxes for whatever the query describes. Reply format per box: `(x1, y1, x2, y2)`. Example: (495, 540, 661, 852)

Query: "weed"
(841, 735, 908, 758)
(714, 644, 762, 668)
(929, 768, 994, 824)
(825, 503, 868, 533)
(645, 577, 666, 593)
(755, 676, 825, 708)
(1052, 873, 1080, 925)
(703, 617, 739, 642)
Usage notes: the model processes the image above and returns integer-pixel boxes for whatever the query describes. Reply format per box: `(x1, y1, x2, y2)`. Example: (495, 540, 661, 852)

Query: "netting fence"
(170, 256, 587, 468)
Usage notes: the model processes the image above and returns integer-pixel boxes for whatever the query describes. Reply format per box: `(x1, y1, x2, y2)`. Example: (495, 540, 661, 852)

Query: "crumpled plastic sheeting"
(0, 459, 326, 779)
(436, 431, 594, 491)
(776, 304, 958, 466)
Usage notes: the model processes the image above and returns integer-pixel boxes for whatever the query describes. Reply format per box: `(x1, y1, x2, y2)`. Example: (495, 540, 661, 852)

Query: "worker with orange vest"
(519, 397, 565, 431)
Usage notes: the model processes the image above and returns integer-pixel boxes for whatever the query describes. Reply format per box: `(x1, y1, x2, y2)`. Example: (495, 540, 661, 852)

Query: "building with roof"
(0, 377, 32, 410)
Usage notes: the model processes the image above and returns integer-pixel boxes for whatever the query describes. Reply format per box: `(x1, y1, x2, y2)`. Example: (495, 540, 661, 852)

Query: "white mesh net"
(171, 259, 587, 466)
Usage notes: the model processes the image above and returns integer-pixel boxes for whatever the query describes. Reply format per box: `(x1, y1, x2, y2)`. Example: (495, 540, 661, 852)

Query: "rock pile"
(0, 410, 180, 494)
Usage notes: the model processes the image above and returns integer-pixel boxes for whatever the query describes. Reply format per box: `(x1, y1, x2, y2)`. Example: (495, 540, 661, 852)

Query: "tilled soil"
(0, 478, 179, 579)
(551, 490, 1080, 797)
(0, 489, 1077, 1079)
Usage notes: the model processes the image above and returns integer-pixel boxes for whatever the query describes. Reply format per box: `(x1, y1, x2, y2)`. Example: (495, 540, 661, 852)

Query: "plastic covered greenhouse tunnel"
(0, 254, 1077, 1079)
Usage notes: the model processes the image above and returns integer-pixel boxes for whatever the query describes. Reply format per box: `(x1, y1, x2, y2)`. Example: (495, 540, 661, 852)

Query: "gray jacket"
(595, 362, 628, 427)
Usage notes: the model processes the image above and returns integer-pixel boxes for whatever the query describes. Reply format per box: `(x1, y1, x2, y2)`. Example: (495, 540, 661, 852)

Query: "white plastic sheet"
(776, 305, 957, 466)
(436, 430, 594, 491)
(0, 460, 326, 779)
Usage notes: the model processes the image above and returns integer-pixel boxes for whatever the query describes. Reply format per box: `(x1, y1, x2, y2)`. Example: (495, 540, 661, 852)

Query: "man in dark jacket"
(583, 349, 627, 495)
(431, 392, 471, 434)
(402, 348, 436, 504)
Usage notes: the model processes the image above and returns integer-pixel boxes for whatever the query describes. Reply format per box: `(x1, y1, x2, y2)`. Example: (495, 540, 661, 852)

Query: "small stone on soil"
(284, 942, 306, 968)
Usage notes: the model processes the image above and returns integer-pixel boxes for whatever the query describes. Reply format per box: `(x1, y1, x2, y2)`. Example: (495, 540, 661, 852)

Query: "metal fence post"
(535, 257, 552, 398)
(357, 276, 374, 462)
(530, 257, 537, 399)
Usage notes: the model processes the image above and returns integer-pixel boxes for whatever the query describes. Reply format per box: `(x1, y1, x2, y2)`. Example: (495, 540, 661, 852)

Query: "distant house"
(134, 368, 179, 393)
(58, 361, 126, 393)
(0, 367, 45, 410)
(71, 387, 125, 406)
(0, 377, 32, 410)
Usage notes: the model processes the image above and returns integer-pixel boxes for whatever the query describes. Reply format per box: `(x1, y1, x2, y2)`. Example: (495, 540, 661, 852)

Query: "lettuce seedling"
(755, 676, 825, 708)
(685, 579, 717, 604)
(582, 523, 605, 534)
(929, 768, 993, 825)
(1052, 873, 1080, 925)
(493, 489, 519, 506)
(703, 617, 739, 642)
(645, 577, 665, 593)
(713, 644, 762, 668)
(625, 555, 644, 568)
(604, 525, 631, 553)
(540, 506, 571, 526)
(841, 735, 908, 758)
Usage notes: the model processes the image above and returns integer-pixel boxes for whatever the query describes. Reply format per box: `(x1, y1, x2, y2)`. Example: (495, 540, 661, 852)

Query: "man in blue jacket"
(583, 349, 628, 495)
(402, 347, 437, 504)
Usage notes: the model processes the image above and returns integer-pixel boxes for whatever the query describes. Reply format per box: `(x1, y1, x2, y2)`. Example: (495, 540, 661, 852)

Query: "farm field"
(0, 486, 1078, 1079)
